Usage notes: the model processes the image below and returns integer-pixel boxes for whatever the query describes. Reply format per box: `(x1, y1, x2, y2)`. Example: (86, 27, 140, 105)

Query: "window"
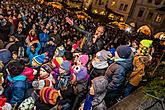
(146, 12, 154, 21)
(119, 3, 124, 10)
(155, 0, 162, 5)
(123, 4, 128, 11)
(155, 14, 163, 23)
(147, 0, 153, 3)
(137, 9, 144, 17)
(98, 0, 102, 5)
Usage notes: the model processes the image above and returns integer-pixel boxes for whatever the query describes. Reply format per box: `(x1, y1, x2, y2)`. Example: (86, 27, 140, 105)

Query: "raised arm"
(65, 17, 91, 36)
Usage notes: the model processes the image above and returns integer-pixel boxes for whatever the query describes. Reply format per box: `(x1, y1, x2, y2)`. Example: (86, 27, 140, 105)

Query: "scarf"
(83, 94, 94, 110)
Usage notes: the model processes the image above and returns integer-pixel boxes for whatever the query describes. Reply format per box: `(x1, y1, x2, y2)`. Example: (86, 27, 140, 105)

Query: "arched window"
(154, 0, 162, 5)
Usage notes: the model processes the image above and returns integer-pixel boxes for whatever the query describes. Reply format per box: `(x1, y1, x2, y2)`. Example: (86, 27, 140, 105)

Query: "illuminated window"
(137, 9, 144, 17)
(155, 14, 163, 23)
(111, 1, 116, 6)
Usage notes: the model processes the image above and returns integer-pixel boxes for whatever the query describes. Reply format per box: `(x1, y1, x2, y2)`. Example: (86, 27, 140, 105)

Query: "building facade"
(126, 0, 165, 34)
(87, 0, 134, 21)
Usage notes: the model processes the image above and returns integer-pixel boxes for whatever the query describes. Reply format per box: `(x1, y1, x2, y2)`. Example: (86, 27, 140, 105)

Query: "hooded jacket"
(84, 76, 108, 110)
(6, 75, 27, 106)
(105, 58, 133, 93)
(129, 55, 151, 86)
(92, 76, 108, 110)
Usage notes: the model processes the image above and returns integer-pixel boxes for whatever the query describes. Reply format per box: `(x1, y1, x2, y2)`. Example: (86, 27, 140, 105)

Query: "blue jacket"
(26, 43, 41, 66)
(7, 75, 27, 106)
(105, 58, 133, 93)
(39, 33, 49, 47)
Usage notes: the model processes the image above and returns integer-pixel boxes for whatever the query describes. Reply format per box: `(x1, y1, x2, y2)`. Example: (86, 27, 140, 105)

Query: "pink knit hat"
(79, 55, 89, 66)
(21, 67, 34, 82)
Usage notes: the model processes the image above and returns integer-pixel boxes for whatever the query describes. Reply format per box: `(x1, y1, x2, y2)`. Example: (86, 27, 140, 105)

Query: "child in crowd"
(105, 45, 133, 107)
(79, 76, 108, 110)
(123, 39, 153, 97)
(90, 50, 112, 79)
(26, 42, 41, 66)
(31, 52, 48, 67)
(4, 60, 26, 108)
(32, 63, 55, 90)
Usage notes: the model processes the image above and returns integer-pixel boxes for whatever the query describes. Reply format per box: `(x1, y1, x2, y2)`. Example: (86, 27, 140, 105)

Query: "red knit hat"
(39, 87, 60, 105)
(52, 57, 64, 68)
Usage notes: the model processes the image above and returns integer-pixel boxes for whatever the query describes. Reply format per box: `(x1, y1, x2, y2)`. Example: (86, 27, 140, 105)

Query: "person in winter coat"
(4, 60, 27, 107)
(26, 41, 41, 66)
(123, 39, 152, 97)
(66, 17, 105, 55)
(71, 54, 89, 110)
(54, 60, 74, 110)
(104, 45, 133, 107)
(90, 50, 112, 79)
(32, 63, 55, 90)
(79, 76, 108, 110)
(39, 28, 49, 48)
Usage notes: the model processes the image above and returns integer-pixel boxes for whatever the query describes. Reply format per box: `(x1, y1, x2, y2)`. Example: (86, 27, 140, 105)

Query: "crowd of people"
(0, 1, 164, 110)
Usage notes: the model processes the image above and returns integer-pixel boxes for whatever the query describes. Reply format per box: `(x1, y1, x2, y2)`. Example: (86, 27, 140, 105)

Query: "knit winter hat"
(21, 67, 34, 82)
(116, 45, 132, 59)
(6, 60, 25, 77)
(96, 50, 111, 61)
(74, 66, 89, 82)
(54, 45, 65, 57)
(32, 53, 47, 66)
(52, 57, 64, 68)
(60, 60, 71, 72)
(79, 54, 89, 66)
(139, 46, 149, 56)
(41, 63, 53, 74)
(39, 87, 60, 105)
(140, 39, 153, 48)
